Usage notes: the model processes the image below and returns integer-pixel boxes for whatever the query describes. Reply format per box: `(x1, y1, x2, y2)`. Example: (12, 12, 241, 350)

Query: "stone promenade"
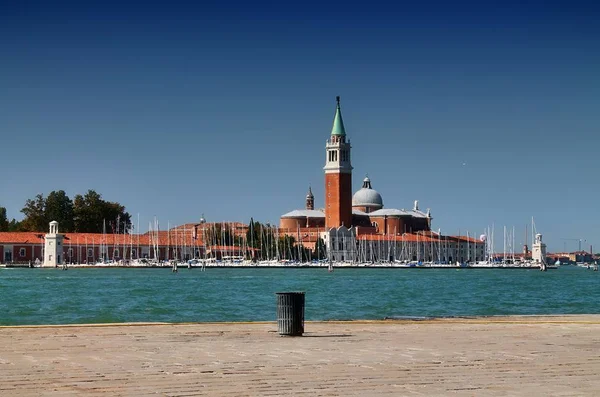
(1, 316, 599, 396)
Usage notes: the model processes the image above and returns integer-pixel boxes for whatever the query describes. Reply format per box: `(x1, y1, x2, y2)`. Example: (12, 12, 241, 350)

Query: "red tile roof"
(0, 232, 204, 247)
(448, 235, 482, 243)
(0, 232, 45, 244)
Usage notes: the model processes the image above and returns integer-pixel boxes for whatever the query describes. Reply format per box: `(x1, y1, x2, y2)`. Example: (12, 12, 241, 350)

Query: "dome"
(353, 189, 383, 207)
(352, 176, 383, 209)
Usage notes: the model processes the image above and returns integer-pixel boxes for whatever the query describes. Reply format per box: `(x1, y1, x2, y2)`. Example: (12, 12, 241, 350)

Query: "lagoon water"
(0, 266, 598, 325)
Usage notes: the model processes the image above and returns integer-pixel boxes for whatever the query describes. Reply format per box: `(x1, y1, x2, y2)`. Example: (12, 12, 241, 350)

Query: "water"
(0, 266, 598, 325)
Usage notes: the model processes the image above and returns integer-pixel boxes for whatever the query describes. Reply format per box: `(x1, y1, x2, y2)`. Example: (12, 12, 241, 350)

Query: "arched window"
(371, 222, 379, 232)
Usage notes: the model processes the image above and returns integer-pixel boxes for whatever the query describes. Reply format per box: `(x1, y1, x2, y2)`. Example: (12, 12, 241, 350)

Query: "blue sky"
(1, 0, 598, 251)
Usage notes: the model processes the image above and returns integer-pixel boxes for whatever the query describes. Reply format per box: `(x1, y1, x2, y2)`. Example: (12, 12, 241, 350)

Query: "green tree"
(0, 207, 9, 231)
(73, 190, 131, 233)
(20, 194, 47, 231)
(8, 219, 23, 231)
(313, 237, 326, 260)
(44, 190, 75, 232)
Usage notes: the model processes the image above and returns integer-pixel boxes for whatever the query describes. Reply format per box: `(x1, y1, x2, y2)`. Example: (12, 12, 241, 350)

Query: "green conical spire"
(331, 96, 346, 136)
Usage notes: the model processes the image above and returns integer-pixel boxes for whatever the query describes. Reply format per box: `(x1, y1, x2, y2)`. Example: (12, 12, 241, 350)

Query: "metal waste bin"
(276, 292, 305, 336)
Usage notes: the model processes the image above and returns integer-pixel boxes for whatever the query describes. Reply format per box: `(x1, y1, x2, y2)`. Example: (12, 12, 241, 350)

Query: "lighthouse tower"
(532, 233, 547, 264)
(324, 96, 353, 228)
(43, 221, 64, 267)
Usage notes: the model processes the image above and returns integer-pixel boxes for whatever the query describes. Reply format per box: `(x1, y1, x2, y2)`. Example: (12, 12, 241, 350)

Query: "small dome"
(352, 176, 383, 209)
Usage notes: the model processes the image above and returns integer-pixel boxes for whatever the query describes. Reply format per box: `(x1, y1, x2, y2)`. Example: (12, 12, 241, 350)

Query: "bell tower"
(324, 96, 353, 228)
(306, 186, 314, 210)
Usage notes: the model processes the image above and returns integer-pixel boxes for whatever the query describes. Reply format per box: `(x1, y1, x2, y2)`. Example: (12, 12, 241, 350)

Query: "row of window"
(14, 248, 145, 258)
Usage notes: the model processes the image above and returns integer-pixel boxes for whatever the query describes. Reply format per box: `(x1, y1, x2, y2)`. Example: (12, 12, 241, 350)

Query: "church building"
(280, 97, 433, 240)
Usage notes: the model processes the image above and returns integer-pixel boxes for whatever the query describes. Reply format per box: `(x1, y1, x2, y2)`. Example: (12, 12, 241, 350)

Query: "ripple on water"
(0, 267, 598, 325)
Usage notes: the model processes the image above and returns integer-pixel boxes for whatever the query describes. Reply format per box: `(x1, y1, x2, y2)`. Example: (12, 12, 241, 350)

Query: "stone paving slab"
(1, 316, 599, 396)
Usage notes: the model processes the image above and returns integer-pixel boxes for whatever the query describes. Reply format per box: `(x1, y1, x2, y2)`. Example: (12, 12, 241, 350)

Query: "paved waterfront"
(1, 316, 599, 396)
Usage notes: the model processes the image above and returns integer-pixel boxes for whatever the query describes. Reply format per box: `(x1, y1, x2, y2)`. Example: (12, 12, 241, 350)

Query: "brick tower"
(324, 96, 353, 228)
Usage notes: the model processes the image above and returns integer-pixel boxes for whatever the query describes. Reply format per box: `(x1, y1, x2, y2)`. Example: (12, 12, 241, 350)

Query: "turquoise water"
(0, 267, 598, 325)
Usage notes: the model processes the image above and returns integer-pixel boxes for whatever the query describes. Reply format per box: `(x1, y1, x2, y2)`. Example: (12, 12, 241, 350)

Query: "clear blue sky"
(1, 0, 598, 252)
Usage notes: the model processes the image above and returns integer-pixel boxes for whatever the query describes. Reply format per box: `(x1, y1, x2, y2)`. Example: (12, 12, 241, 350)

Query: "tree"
(73, 190, 132, 233)
(313, 237, 326, 260)
(20, 194, 47, 231)
(8, 219, 23, 231)
(0, 207, 9, 231)
(0, 207, 24, 231)
(44, 190, 74, 232)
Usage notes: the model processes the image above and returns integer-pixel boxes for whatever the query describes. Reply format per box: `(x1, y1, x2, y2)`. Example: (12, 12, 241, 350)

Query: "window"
(68, 248, 73, 257)
(19, 248, 26, 257)
(132, 249, 137, 258)
(87, 248, 93, 257)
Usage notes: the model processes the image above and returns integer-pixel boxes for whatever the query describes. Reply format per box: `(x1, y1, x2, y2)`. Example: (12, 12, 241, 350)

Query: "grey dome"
(352, 188, 383, 207)
(352, 176, 383, 208)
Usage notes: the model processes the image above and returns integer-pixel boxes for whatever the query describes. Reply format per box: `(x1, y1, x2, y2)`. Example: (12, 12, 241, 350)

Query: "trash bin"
(276, 292, 305, 336)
